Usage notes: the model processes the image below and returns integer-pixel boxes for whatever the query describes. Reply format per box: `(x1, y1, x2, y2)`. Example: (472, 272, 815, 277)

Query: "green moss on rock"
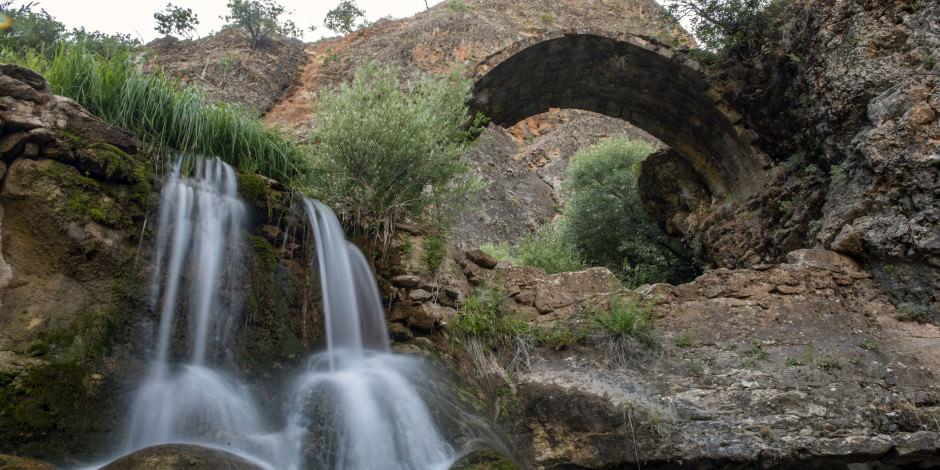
(238, 173, 267, 203)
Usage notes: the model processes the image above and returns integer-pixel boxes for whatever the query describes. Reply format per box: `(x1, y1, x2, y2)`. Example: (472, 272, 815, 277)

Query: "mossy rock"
(449, 449, 518, 470)
(237, 173, 268, 203)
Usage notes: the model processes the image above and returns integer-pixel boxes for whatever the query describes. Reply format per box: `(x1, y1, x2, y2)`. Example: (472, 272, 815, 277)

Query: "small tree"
(324, 0, 365, 35)
(223, 0, 301, 49)
(154, 3, 199, 39)
(661, 0, 771, 54)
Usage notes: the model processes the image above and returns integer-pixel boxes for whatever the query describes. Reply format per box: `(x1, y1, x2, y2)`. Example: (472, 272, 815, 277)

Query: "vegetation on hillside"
(1, 43, 309, 183)
(308, 63, 479, 244)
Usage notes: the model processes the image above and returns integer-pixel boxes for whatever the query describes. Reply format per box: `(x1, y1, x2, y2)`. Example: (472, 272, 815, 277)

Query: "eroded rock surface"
(511, 252, 939, 468)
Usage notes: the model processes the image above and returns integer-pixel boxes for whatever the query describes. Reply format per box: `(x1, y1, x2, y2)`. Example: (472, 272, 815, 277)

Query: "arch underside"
(471, 33, 769, 198)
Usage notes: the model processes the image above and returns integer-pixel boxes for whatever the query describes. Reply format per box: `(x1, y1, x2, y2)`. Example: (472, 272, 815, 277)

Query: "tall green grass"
(1, 43, 309, 184)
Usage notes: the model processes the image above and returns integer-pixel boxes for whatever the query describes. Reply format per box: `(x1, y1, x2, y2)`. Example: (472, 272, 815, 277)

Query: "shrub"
(453, 284, 529, 349)
(154, 3, 199, 39)
(516, 224, 584, 274)
(308, 63, 474, 244)
(324, 0, 365, 34)
(593, 294, 655, 346)
(563, 137, 697, 287)
(2, 43, 309, 184)
(223, 0, 302, 49)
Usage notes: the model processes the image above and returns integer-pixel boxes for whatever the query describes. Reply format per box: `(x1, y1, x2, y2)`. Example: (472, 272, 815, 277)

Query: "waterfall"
(123, 158, 287, 467)
(107, 161, 471, 469)
(287, 199, 455, 469)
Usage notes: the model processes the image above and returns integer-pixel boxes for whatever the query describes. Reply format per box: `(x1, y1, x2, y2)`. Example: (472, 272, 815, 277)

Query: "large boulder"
(101, 444, 263, 470)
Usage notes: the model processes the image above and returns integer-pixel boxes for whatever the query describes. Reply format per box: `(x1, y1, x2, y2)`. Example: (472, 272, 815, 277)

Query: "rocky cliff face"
(696, 0, 940, 318)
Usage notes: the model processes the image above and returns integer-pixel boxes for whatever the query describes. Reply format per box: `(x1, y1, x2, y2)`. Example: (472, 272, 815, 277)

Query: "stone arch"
(470, 30, 771, 200)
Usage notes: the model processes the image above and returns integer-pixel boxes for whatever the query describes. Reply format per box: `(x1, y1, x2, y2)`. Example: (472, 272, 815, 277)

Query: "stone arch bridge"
(470, 30, 771, 230)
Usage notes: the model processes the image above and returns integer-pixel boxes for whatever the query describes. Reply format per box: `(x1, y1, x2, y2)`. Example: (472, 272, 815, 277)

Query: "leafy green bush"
(479, 225, 583, 275)
(480, 242, 514, 264)
(563, 137, 697, 286)
(516, 224, 584, 274)
(593, 294, 655, 346)
(308, 63, 474, 243)
(154, 3, 199, 39)
(324, 0, 365, 34)
(223, 0, 302, 49)
(453, 284, 530, 349)
(2, 43, 309, 184)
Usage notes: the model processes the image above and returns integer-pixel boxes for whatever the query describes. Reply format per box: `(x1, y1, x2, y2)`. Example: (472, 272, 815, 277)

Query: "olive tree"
(223, 0, 301, 49)
(324, 0, 365, 35)
(153, 3, 199, 39)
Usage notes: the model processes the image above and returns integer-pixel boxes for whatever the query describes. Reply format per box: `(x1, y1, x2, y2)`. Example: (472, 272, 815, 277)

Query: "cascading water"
(106, 159, 486, 469)
(286, 199, 455, 469)
(122, 158, 287, 467)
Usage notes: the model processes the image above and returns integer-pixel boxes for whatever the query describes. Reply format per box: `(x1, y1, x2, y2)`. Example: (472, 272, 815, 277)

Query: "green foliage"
(424, 231, 447, 273)
(478, 225, 584, 275)
(540, 14, 556, 27)
(0, 2, 138, 57)
(154, 3, 199, 39)
(896, 303, 929, 323)
(674, 332, 693, 348)
(2, 43, 309, 184)
(516, 224, 584, 274)
(308, 63, 473, 243)
(563, 137, 696, 286)
(593, 294, 655, 346)
(324, 0, 365, 34)
(447, 0, 471, 13)
(859, 339, 877, 351)
(223, 0, 302, 49)
(785, 343, 814, 367)
(0, 1, 64, 55)
(480, 242, 514, 264)
(742, 344, 767, 367)
(661, 0, 774, 55)
(453, 284, 529, 348)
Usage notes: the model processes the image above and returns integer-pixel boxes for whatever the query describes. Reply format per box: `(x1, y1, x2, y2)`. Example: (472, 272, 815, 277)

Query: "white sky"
(29, 0, 446, 43)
